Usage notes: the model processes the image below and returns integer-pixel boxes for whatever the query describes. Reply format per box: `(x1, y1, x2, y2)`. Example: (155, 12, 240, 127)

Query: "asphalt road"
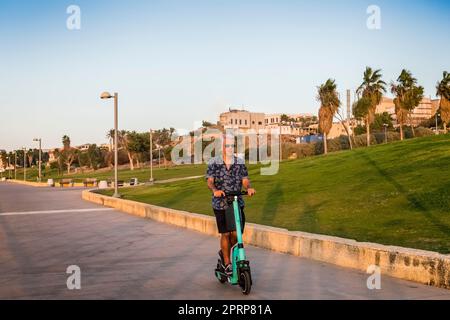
(1, 182, 450, 300)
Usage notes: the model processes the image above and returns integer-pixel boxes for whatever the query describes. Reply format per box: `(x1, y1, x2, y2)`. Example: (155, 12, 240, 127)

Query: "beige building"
(219, 109, 266, 131)
(431, 99, 440, 115)
(265, 113, 314, 125)
(376, 96, 439, 126)
(375, 97, 396, 115)
(76, 144, 91, 151)
(219, 109, 319, 137)
(328, 122, 350, 139)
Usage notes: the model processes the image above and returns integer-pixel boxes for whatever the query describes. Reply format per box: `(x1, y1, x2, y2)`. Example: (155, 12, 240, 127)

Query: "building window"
(252, 121, 255, 125)
(245, 120, 247, 125)
(235, 119, 238, 125)
(230, 119, 233, 124)
(239, 119, 242, 125)
(258, 121, 262, 125)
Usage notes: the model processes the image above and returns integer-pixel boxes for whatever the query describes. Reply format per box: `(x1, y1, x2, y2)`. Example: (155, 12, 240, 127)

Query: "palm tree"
(391, 70, 424, 140)
(317, 79, 340, 154)
(436, 71, 450, 133)
(119, 130, 135, 170)
(62, 135, 71, 150)
(106, 129, 115, 150)
(356, 67, 386, 146)
(27, 149, 34, 169)
(53, 148, 63, 175)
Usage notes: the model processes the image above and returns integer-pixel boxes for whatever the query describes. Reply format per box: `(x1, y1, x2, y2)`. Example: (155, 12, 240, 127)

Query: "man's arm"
(208, 177, 225, 197)
(242, 178, 256, 196)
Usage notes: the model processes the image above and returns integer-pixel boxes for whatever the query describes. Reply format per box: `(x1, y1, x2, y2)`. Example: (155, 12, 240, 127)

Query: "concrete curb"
(8, 179, 95, 188)
(82, 190, 450, 290)
(7, 179, 49, 187)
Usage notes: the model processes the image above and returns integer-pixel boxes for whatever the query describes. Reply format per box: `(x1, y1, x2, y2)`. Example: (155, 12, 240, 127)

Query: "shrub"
(353, 134, 377, 148)
(415, 127, 435, 137)
(281, 143, 317, 160)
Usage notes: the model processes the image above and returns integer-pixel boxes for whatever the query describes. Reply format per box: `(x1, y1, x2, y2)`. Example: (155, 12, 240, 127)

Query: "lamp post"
(33, 138, 42, 182)
(149, 129, 154, 183)
(14, 151, 17, 180)
(435, 112, 440, 135)
(101, 91, 120, 198)
(22, 147, 26, 181)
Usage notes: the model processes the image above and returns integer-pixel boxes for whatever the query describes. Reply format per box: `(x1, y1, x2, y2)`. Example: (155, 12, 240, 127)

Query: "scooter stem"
(233, 196, 246, 261)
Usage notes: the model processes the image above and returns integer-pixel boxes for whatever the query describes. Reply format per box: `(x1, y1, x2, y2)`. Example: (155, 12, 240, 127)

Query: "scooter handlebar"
(223, 191, 248, 197)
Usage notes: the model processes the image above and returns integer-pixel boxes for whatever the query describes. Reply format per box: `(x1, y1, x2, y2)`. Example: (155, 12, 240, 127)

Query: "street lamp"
(435, 112, 440, 135)
(149, 129, 154, 183)
(14, 151, 17, 180)
(383, 123, 389, 144)
(22, 147, 26, 181)
(33, 138, 42, 182)
(101, 91, 120, 198)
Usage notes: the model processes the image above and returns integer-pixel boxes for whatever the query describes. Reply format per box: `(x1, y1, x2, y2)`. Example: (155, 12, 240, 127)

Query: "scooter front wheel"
(239, 271, 252, 295)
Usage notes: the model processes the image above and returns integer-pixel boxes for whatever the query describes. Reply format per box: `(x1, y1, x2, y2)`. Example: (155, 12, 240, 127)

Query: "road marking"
(0, 208, 115, 216)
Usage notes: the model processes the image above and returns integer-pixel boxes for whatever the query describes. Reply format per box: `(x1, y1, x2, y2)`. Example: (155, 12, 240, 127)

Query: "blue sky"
(0, 0, 449, 150)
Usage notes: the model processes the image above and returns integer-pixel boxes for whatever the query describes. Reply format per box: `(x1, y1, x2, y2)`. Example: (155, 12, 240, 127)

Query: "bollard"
(98, 180, 108, 189)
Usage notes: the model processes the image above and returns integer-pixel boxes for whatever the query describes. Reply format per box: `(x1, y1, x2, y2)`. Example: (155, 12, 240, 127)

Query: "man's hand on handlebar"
(247, 188, 256, 197)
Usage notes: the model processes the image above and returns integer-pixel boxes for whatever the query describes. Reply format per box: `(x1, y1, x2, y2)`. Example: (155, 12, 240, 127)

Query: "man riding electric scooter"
(206, 132, 256, 287)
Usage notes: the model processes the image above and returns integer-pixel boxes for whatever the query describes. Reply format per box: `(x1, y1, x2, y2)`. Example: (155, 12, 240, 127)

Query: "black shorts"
(213, 207, 245, 234)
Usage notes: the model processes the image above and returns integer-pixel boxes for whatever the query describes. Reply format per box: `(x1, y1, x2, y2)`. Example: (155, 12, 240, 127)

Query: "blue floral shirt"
(206, 156, 249, 210)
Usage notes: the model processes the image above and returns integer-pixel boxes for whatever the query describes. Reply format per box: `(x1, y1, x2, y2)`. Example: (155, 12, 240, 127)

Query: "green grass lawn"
(11, 164, 207, 184)
(98, 134, 450, 253)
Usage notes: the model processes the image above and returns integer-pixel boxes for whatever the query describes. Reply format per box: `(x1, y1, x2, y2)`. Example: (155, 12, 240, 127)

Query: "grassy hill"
(11, 164, 208, 183)
(99, 134, 450, 253)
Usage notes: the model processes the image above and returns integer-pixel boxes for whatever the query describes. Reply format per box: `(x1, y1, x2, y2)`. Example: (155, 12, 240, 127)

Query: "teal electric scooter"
(214, 191, 252, 295)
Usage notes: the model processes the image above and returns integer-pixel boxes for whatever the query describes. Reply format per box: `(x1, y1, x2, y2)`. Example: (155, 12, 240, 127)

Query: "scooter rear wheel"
(239, 271, 252, 295)
(215, 264, 227, 284)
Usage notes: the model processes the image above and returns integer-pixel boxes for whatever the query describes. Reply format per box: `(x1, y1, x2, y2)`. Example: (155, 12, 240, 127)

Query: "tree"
(202, 120, 213, 127)
(52, 149, 64, 175)
(87, 144, 102, 170)
(118, 130, 135, 170)
(356, 67, 386, 146)
(106, 129, 116, 152)
(436, 71, 450, 133)
(280, 114, 290, 123)
(126, 131, 147, 169)
(62, 135, 71, 150)
(391, 70, 424, 140)
(334, 108, 354, 150)
(317, 79, 340, 154)
(27, 149, 34, 168)
(353, 95, 372, 130)
(371, 112, 394, 131)
(62, 148, 78, 174)
(59, 135, 78, 174)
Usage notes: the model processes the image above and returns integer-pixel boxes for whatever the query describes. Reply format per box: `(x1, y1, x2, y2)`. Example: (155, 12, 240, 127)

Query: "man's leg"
(229, 209, 244, 247)
(221, 232, 232, 265)
(230, 231, 237, 247)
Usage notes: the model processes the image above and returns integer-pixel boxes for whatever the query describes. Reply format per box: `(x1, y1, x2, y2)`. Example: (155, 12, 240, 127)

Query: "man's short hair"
(223, 130, 235, 145)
